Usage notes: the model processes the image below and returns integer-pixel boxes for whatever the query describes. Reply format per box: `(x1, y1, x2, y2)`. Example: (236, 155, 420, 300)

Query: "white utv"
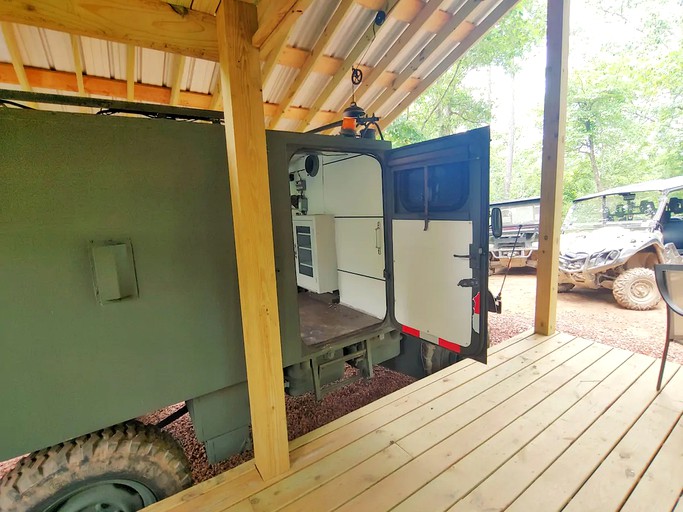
(558, 176, 683, 310)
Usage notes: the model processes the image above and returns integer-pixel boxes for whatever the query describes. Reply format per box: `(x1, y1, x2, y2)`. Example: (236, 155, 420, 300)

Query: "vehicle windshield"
(500, 203, 540, 228)
(564, 190, 661, 231)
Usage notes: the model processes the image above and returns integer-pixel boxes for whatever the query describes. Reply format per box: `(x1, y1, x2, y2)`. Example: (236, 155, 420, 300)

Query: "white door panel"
(338, 272, 386, 319)
(335, 218, 384, 279)
(393, 220, 473, 347)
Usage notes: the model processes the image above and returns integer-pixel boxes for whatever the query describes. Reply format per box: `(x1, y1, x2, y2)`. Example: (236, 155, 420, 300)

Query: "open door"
(385, 127, 490, 360)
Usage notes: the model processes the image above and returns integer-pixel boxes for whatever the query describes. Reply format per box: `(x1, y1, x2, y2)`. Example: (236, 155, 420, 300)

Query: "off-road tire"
(558, 283, 575, 293)
(0, 421, 192, 512)
(421, 341, 459, 375)
(613, 267, 661, 311)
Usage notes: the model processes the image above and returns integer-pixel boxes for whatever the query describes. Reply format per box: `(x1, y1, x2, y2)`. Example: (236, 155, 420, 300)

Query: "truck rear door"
(385, 127, 490, 360)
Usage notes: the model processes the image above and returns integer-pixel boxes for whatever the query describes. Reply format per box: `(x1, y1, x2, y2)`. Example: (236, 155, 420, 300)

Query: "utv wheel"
(613, 267, 661, 311)
(558, 283, 574, 293)
(0, 421, 192, 512)
(421, 341, 459, 375)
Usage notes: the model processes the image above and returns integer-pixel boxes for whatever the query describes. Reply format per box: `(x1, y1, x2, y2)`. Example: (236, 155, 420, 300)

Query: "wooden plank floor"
(146, 331, 683, 512)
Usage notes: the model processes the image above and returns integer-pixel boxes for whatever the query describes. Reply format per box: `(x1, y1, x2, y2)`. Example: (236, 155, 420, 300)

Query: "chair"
(654, 264, 683, 390)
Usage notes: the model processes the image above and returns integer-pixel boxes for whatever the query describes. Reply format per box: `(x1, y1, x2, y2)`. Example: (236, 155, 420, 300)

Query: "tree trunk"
(587, 135, 603, 191)
(504, 72, 516, 199)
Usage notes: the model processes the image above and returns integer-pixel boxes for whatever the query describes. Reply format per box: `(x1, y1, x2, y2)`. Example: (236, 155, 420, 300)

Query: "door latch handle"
(458, 278, 478, 288)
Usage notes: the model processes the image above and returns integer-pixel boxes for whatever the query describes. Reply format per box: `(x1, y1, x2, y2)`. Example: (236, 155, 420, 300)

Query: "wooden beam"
(253, 0, 299, 50)
(534, 0, 570, 336)
(126, 44, 135, 100)
(216, 0, 290, 480)
(296, 0, 401, 132)
(210, 75, 222, 110)
(268, 0, 355, 129)
(0, 0, 219, 61)
(169, 54, 186, 106)
(0, 62, 340, 120)
(379, 0, 518, 128)
(337, 0, 445, 114)
(365, 0, 480, 118)
(1, 22, 31, 91)
(70, 34, 86, 95)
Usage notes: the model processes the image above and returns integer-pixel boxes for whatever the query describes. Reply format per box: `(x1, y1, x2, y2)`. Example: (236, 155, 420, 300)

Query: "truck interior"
(288, 151, 388, 347)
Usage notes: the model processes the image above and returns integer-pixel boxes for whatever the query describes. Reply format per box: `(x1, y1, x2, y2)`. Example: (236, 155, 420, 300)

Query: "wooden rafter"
(295, 0, 402, 132)
(126, 45, 135, 101)
(365, 0, 480, 119)
(268, 0, 355, 129)
(0, 0, 220, 61)
(0, 62, 338, 123)
(169, 55, 186, 106)
(378, 0, 519, 128)
(1, 22, 31, 91)
(254, 0, 307, 51)
(209, 74, 222, 110)
(338, 0, 446, 112)
(70, 34, 86, 95)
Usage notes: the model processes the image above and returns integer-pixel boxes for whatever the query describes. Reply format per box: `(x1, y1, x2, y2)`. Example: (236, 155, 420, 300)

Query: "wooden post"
(215, 1, 290, 480)
(534, 0, 570, 336)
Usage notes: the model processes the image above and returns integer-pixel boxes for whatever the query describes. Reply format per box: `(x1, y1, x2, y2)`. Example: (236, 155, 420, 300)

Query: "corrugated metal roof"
(0, 0, 515, 130)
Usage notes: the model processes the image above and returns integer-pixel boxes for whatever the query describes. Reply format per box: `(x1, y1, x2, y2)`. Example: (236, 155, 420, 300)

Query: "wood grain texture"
(143, 333, 683, 512)
(0, 0, 220, 60)
(216, 0, 290, 481)
(1, 22, 31, 91)
(534, 0, 571, 335)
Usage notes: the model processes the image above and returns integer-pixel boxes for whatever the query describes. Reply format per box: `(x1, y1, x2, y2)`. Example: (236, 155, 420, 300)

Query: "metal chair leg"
(657, 337, 671, 391)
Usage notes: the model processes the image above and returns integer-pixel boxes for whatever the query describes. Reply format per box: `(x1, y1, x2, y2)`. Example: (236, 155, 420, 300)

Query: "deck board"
(145, 332, 683, 512)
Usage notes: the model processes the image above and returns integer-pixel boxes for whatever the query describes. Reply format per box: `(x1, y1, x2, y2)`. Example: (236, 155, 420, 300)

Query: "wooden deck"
(146, 331, 683, 512)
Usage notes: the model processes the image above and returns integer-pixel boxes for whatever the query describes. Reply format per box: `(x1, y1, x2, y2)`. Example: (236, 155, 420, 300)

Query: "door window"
(395, 163, 469, 214)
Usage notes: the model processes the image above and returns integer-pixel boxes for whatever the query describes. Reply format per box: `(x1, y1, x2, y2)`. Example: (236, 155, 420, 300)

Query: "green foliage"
(386, 0, 681, 211)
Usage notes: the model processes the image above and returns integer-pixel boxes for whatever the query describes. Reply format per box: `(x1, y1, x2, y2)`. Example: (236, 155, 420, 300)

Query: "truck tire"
(421, 341, 459, 375)
(0, 421, 192, 512)
(612, 267, 661, 311)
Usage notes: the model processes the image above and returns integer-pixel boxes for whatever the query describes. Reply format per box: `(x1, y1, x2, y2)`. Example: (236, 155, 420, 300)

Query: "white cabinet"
(293, 215, 338, 294)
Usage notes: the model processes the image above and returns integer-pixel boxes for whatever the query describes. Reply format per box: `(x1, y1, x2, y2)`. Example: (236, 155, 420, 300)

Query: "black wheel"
(0, 421, 192, 512)
(420, 341, 459, 375)
(558, 283, 574, 293)
(613, 267, 661, 310)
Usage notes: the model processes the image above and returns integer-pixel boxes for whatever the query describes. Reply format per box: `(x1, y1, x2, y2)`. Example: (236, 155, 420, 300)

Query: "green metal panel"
(0, 107, 397, 462)
(0, 109, 247, 460)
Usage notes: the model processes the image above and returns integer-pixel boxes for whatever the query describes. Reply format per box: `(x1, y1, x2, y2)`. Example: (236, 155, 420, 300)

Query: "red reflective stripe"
(438, 338, 461, 353)
(473, 292, 481, 314)
(402, 325, 420, 337)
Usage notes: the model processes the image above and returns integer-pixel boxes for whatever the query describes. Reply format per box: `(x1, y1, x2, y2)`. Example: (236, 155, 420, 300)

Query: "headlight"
(587, 249, 621, 268)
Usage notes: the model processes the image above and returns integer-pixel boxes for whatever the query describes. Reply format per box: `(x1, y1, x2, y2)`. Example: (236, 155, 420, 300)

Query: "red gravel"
(2, 272, 679, 484)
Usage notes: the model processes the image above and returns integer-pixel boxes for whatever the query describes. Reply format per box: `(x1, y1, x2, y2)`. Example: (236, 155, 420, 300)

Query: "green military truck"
(0, 93, 498, 511)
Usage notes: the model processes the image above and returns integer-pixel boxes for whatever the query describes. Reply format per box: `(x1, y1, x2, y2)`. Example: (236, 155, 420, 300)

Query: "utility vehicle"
(489, 196, 540, 272)
(558, 176, 683, 310)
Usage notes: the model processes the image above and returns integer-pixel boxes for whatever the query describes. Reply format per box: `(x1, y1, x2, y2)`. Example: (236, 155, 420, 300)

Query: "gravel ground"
(2, 270, 679, 484)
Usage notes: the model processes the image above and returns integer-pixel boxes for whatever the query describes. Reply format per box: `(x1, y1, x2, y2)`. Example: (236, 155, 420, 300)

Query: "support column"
(534, 0, 570, 336)
(216, 1, 289, 480)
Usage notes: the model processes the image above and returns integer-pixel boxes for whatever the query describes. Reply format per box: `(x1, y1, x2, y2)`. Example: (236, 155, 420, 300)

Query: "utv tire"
(0, 421, 192, 512)
(558, 283, 574, 293)
(613, 267, 661, 311)
(421, 341, 459, 375)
